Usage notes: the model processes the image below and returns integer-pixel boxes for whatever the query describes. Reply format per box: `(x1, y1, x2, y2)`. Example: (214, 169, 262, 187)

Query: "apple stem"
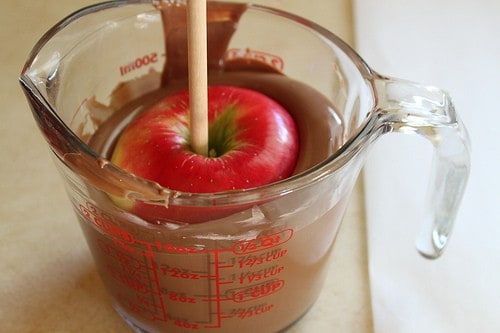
(187, 0, 209, 157)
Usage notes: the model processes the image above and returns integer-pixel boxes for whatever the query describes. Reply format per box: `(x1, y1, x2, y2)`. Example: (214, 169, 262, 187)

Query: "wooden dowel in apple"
(187, 0, 209, 157)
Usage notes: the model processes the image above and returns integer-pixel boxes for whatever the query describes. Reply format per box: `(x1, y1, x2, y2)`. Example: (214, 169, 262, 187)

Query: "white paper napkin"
(354, 0, 500, 332)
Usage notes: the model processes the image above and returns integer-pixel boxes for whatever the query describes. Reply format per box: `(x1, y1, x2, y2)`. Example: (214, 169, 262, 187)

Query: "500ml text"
(120, 52, 159, 76)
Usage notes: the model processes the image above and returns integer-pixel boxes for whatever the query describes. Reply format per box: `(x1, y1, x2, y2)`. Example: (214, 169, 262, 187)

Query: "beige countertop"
(0, 1, 372, 332)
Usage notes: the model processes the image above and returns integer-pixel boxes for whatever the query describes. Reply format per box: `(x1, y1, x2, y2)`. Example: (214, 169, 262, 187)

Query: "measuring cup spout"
(368, 75, 471, 258)
(19, 72, 170, 204)
(20, 77, 80, 157)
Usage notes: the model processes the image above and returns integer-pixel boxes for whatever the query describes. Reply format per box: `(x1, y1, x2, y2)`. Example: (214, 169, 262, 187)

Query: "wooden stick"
(187, 0, 209, 156)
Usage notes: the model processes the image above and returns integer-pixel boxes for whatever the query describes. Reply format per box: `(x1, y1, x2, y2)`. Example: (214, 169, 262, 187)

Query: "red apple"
(110, 85, 299, 223)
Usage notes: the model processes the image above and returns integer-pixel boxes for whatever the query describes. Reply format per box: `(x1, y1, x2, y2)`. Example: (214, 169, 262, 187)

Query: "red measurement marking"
(174, 319, 200, 330)
(235, 304, 275, 319)
(79, 201, 291, 327)
(218, 280, 234, 285)
(99, 240, 148, 272)
(204, 249, 223, 329)
(119, 52, 159, 76)
(233, 229, 293, 254)
(238, 266, 285, 284)
(160, 267, 202, 280)
(168, 292, 197, 304)
(79, 202, 135, 243)
(162, 243, 204, 254)
(80, 201, 168, 322)
(231, 280, 285, 303)
(225, 48, 285, 71)
(237, 249, 288, 268)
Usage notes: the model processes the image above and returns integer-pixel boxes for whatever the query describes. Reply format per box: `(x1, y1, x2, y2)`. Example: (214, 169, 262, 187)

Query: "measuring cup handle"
(372, 75, 471, 258)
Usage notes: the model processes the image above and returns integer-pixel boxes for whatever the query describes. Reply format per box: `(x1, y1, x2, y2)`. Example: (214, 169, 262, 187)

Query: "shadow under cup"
(20, 1, 470, 332)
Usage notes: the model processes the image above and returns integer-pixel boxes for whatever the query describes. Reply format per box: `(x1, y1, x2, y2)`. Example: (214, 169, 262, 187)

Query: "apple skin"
(111, 85, 299, 223)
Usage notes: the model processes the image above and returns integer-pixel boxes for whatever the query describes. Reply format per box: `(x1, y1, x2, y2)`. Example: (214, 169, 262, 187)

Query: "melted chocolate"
(155, 1, 248, 81)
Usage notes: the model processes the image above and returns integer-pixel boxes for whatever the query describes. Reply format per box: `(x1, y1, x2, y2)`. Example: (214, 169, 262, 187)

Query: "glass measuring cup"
(19, 1, 470, 332)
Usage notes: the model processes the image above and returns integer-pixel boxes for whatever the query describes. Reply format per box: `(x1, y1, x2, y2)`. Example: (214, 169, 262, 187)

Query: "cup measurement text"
(78, 201, 294, 328)
(119, 52, 159, 76)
